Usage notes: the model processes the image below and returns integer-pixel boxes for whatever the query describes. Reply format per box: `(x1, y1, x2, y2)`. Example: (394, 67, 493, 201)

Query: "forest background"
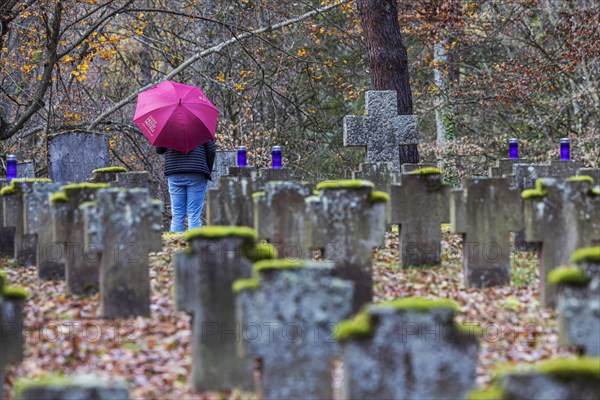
(1, 0, 598, 197)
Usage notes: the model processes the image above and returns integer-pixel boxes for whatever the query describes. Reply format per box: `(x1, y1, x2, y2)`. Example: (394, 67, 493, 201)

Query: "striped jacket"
(155, 140, 216, 180)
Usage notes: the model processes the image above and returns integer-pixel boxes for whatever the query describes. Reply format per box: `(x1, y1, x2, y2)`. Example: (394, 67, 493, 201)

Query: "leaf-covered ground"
(2, 228, 577, 398)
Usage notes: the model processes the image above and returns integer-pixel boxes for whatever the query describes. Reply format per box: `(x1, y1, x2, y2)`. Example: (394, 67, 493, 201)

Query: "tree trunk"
(357, 0, 418, 164)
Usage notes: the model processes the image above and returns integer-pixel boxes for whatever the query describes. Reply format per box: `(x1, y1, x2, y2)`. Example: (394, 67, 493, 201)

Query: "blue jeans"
(168, 173, 208, 232)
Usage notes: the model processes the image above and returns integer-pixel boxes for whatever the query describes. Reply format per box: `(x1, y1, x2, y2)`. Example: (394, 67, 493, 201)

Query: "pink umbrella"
(133, 81, 219, 153)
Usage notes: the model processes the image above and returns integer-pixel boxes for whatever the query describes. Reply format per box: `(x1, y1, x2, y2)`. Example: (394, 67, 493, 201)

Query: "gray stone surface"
(498, 370, 599, 400)
(450, 177, 521, 288)
(206, 175, 260, 227)
(0, 281, 26, 400)
(48, 132, 110, 184)
(235, 262, 353, 400)
(173, 234, 255, 392)
(391, 171, 450, 267)
(206, 150, 236, 190)
(343, 91, 419, 172)
(17, 374, 129, 400)
(254, 181, 312, 259)
(83, 188, 162, 318)
(339, 301, 479, 400)
(17, 161, 35, 178)
(577, 168, 600, 183)
(489, 158, 528, 178)
(352, 162, 396, 193)
(555, 258, 600, 356)
(524, 179, 600, 307)
(0, 179, 15, 258)
(307, 182, 387, 312)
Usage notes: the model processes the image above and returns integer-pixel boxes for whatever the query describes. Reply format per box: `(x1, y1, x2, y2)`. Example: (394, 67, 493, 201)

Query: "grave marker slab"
(577, 168, 600, 183)
(307, 180, 387, 312)
(351, 162, 396, 193)
(489, 158, 529, 178)
(235, 260, 353, 400)
(17, 161, 35, 178)
(450, 177, 521, 288)
(343, 91, 419, 172)
(0, 179, 15, 258)
(15, 374, 130, 400)
(48, 131, 110, 184)
(206, 150, 236, 190)
(391, 168, 450, 267)
(206, 176, 259, 227)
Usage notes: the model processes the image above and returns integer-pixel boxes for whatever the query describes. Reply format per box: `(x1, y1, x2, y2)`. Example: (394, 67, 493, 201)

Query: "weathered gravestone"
(489, 158, 529, 178)
(81, 188, 162, 318)
(391, 167, 450, 267)
(90, 167, 157, 195)
(468, 357, 600, 400)
(523, 177, 600, 307)
(450, 177, 521, 288)
(343, 91, 419, 172)
(206, 150, 236, 190)
(88, 166, 127, 183)
(47, 131, 110, 184)
(352, 162, 396, 193)
(578, 167, 600, 183)
(15, 374, 130, 400)
(1, 178, 52, 266)
(173, 227, 274, 391)
(549, 247, 600, 356)
(206, 175, 259, 227)
(16, 161, 35, 178)
(0, 179, 15, 258)
(253, 181, 312, 260)
(307, 180, 387, 312)
(50, 183, 110, 295)
(336, 297, 479, 400)
(234, 259, 354, 400)
(0, 272, 27, 400)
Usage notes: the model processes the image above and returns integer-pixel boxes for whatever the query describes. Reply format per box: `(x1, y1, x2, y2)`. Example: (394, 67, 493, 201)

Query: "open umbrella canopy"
(133, 81, 219, 153)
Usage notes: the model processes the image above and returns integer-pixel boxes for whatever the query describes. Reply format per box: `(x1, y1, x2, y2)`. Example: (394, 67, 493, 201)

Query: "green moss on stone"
(49, 191, 69, 203)
(521, 179, 548, 200)
(334, 311, 373, 341)
(232, 278, 261, 293)
(571, 246, 600, 263)
(0, 183, 17, 196)
(312, 190, 320, 196)
(253, 259, 305, 274)
(79, 200, 98, 209)
(372, 297, 460, 313)
(62, 182, 110, 191)
(456, 322, 484, 338)
(466, 387, 504, 400)
(368, 191, 390, 203)
(409, 167, 443, 176)
(3, 285, 29, 299)
(183, 226, 258, 244)
(182, 246, 196, 256)
(566, 175, 594, 184)
(92, 166, 127, 174)
(591, 186, 600, 196)
(0, 270, 6, 292)
(536, 357, 600, 380)
(15, 374, 71, 396)
(245, 243, 278, 262)
(252, 191, 266, 200)
(11, 178, 51, 183)
(548, 266, 589, 286)
(315, 179, 374, 191)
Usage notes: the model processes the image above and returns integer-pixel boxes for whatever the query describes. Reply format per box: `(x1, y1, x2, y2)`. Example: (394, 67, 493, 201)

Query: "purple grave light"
(271, 145, 282, 169)
(508, 138, 519, 159)
(560, 138, 570, 161)
(6, 154, 17, 181)
(237, 146, 247, 167)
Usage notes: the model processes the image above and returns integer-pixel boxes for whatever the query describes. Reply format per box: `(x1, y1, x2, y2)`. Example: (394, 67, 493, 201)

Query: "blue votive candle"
(6, 154, 17, 181)
(560, 138, 570, 161)
(271, 145, 282, 169)
(509, 138, 519, 159)
(237, 146, 247, 167)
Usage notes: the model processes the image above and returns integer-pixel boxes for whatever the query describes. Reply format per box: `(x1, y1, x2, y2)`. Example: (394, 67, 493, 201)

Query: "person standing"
(156, 140, 216, 232)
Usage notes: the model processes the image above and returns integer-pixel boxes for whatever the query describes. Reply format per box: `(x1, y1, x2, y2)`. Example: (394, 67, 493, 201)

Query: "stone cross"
(550, 247, 600, 356)
(234, 260, 354, 400)
(336, 297, 479, 400)
(523, 178, 599, 307)
(173, 227, 267, 391)
(253, 181, 312, 260)
(0, 179, 15, 258)
(81, 188, 162, 318)
(391, 168, 450, 267)
(47, 131, 110, 184)
(343, 91, 419, 172)
(15, 374, 130, 399)
(50, 183, 110, 295)
(307, 180, 387, 312)
(450, 177, 522, 288)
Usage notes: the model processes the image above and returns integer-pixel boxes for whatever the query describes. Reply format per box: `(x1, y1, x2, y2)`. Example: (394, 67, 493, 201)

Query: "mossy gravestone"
(50, 183, 110, 295)
(307, 180, 387, 313)
(550, 247, 600, 356)
(47, 131, 110, 184)
(206, 176, 260, 227)
(0, 272, 28, 400)
(450, 177, 521, 288)
(234, 259, 354, 400)
(206, 150, 237, 190)
(351, 162, 396, 194)
(15, 374, 129, 400)
(253, 181, 312, 260)
(489, 158, 529, 178)
(1, 178, 52, 266)
(336, 297, 479, 400)
(0, 179, 15, 258)
(468, 358, 600, 400)
(391, 167, 450, 267)
(523, 177, 599, 308)
(81, 188, 162, 318)
(88, 166, 128, 183)
(173, 227, 274, 392)
(343, 90, 419, 172)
